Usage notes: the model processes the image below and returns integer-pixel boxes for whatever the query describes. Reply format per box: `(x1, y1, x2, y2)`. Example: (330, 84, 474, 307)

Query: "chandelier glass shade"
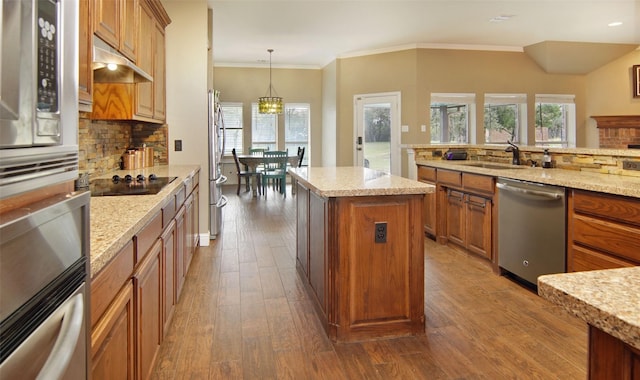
(258, 49, 283, 114)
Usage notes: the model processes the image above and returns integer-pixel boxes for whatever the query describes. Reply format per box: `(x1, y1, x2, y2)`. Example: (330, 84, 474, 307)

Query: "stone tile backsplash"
(411, 145, 640, 178)
(79, 113, 168, 176)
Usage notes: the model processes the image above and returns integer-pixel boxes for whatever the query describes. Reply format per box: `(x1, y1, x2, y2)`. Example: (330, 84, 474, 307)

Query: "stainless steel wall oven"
(1, 0, 79, 199)
(0, 191, 90, 379)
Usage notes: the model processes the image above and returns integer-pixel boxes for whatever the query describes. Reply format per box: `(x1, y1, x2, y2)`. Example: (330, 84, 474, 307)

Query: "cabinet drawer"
(134, 211, 162, 263)
(437, 169, 462, 187)
(572, 214, 640, 264)
(573, 190, 640, 227)
(417, 166, 436, 182)
(91, 240, 134, 328)
(162, 196, 176, 227)
(463, 173, 494, 194)
(569, 244, 636, 272)
(175, 185, 186, 209)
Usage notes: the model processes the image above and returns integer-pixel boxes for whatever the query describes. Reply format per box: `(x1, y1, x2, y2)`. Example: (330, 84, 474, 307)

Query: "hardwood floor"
(152, 185, 587, 379)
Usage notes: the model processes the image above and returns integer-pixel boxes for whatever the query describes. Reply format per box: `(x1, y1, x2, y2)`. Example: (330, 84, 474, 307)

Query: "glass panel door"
(354, 93, 400, 175)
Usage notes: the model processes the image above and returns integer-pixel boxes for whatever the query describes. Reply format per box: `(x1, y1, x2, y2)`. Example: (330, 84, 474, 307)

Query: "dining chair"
(232, 148, 261, 195)
(297, 146, 305, 167)
(249, 148, 266, 171)
(261, 150, 288, 197)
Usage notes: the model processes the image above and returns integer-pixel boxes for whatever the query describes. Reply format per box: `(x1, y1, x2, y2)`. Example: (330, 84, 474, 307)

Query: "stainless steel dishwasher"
(496, 178, 566, 286)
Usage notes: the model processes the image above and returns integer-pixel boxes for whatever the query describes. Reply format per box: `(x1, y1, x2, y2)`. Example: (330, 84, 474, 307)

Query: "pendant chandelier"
(258, 49, 283, 114)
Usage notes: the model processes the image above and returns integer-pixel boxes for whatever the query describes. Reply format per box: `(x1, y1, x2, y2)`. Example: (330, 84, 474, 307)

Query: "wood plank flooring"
(152, 185, 587, 379)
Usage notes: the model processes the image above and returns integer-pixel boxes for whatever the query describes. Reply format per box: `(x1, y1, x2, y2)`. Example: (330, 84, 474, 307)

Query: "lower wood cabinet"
(445, 189, 492, 260)
(174, 205, 186, 299)
(90, 170, 199, 380)
(568, 189, 640, 271)
(161, 219, 176, 336)
(589, 325, 640, 380)
(296, 182, 425, 342)
(417, 166, 437, 237)
(91, 282, 135, 380)
(134, 239, 162, 380)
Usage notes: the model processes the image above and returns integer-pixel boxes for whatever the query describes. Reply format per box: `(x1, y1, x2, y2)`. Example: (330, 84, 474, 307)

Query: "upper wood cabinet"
(79, 0, 93, 109)
(93, 0, 138, 62)
(90, 0, 171, 124)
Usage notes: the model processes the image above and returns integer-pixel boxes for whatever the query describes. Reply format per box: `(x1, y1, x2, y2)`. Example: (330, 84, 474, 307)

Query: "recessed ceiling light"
(608, 21, 623, 27)
(489, 15, 515, 23)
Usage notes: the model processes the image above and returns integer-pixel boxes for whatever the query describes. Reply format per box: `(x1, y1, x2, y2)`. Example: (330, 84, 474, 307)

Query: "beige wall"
(336, 48, 590, 175)
(321, 60, 337, 167)
(212, 67, 323, 164)
(164, 0, 210, 240)
(585, 49, 640, 147)
(214, 48, 638, 177)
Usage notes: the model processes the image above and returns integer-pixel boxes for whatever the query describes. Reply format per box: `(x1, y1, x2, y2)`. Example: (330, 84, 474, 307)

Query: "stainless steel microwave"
(0, 0, 79, 198)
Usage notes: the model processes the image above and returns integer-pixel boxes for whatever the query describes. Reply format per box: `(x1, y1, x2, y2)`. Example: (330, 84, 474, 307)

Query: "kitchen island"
(288, 166, 434, 342)
(538, 268, 640, 379)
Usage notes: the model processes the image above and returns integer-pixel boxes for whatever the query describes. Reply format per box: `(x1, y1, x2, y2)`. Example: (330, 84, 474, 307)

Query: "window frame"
(483, 93, 527, 145)
(429, 93, 476, 144)
(251, 103, 278, 150)
(220, 102, 243, 155)
(534, 94, 576, 148)
(284, 103, 310, 166)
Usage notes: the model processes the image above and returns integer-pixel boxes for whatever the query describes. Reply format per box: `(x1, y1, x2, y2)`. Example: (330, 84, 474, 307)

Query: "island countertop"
(538, 267, 640, 351)
(89, 165, 200, 278)
(288, 166, 435, 198)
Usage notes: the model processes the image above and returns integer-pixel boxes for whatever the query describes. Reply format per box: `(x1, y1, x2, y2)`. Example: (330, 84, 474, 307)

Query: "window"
(430, 93, 475, 143)
(251, 103, 277, 150)
(535, 94, 576, 148)
(220, 103, 243, 155)
(284, 103, 310, 166)
(484, 94, 527, 144)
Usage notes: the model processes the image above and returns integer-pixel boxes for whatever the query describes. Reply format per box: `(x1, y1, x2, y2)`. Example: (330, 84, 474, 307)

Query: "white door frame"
(353, 92, 401, 175)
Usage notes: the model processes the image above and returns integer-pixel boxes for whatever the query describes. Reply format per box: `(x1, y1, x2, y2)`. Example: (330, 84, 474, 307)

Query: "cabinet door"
(175, 206, 186, 300)
(120, 0, 138, 62)
(93, 0, 120, 49)
(161, 220, 176, 336)
(79, 0, 93, 107)
(309, 191, 327, 313)
(135, 0, 154, 118)
(191, 185, 199, 249)
(91, 282, 135, 380)
(184, 194, 194, 274)
(423, 183, 436, 237)
(446, 189, 465, 247)
(152, 22, 166, 120)
(296, 182, 310, 276)
(466, 195, 492, 259)
(134, 240, 162, 380)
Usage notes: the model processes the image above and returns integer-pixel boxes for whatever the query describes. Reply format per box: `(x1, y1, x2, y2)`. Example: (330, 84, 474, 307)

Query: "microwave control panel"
(37, 0, 59, 114)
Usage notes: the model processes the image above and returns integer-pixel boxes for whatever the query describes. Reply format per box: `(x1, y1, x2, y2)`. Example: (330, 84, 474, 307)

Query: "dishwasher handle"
(496, 182, 563, 200)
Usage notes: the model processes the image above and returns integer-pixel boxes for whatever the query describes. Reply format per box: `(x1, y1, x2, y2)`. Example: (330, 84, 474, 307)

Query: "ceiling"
(207, 0, 640, 69)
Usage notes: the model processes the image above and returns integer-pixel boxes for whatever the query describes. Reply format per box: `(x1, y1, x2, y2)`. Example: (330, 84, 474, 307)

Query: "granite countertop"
(289, 166, 435, 197)
(416, 160, 640, 198)
(89, 165, 200, 278)
(538, 267, 640, 351)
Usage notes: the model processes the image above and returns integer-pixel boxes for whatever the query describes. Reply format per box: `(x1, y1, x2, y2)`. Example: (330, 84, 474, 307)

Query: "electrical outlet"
(623, 160, 640, 171)
(375, 222, 387, 243)
(175, 140, 182, 151)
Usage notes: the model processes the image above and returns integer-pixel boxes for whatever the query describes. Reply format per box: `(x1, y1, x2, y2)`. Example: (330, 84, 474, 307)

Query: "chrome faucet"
(505, 140, 520, 165)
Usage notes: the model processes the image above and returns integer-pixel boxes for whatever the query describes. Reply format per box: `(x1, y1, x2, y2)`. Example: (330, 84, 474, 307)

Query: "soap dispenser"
(542, 149, 552, 168)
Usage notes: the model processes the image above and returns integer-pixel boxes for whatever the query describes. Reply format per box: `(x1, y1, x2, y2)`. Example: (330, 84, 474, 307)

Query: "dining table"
(237, 154, 300, 197)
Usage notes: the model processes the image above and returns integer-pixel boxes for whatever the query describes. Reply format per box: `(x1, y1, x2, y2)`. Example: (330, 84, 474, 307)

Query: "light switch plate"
(401, 125, 409, 132)
(623, 160, 640, 171)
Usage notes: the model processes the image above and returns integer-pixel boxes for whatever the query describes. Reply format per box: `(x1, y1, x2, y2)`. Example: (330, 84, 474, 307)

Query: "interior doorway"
(354, 92, 401, 175)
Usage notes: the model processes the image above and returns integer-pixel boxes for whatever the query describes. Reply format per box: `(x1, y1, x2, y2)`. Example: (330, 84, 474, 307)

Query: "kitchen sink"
(461, 162, 526, 170)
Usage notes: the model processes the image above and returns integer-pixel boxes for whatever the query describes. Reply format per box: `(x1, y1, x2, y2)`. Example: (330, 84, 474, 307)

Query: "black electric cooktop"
(90, 174, 177, 196)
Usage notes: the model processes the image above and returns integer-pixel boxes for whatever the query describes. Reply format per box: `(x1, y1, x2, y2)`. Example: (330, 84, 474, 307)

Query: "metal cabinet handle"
(496, 182, 563, 200)
(36, 293, 84, 380)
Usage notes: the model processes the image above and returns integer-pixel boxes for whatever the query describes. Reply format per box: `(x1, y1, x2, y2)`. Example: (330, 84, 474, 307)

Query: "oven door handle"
(36, 293, 84, 380)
